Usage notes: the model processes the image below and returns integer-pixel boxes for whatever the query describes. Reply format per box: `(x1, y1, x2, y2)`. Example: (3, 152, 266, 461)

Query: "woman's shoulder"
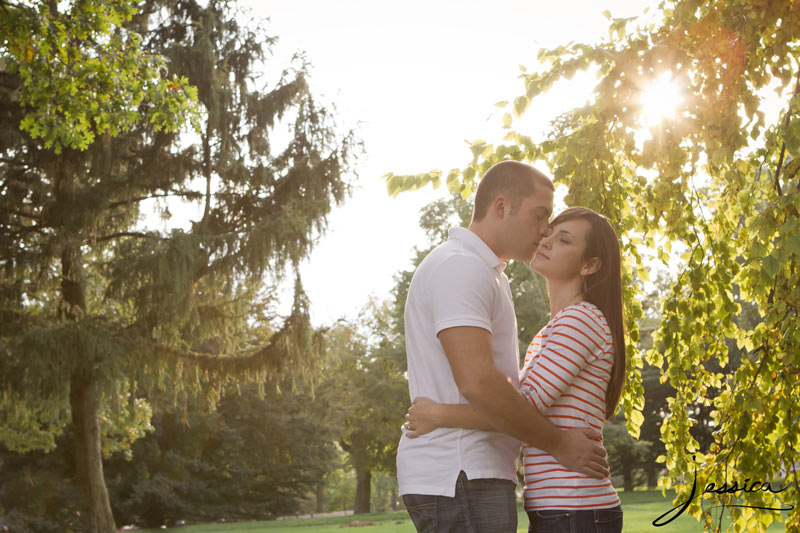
(552, 302, 611, 336)
(554, 301, 603, 320)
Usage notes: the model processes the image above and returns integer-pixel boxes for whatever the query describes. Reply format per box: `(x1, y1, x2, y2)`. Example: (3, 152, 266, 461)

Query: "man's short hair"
(472, 161, 554, 222)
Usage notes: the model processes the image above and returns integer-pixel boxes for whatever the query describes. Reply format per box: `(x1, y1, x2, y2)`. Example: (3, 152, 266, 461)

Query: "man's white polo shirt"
(396, 227, 521, 497)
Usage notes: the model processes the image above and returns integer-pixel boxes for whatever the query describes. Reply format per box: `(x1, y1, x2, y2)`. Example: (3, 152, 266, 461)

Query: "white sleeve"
(427, 253, 494, 335)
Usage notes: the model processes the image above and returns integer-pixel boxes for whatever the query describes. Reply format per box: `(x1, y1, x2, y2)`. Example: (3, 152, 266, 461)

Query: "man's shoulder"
(420, 239, 486, 270)
(413, 244, 492, 288)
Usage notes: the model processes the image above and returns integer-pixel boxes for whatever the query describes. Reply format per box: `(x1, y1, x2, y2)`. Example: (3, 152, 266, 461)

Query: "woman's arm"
(406, 310, 602, 437)
(404, 397, 493, 438)
(520, 309, 602, 412)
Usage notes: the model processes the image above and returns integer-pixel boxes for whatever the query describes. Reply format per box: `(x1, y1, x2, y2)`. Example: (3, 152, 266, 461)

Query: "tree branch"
(107, 190, 203, 209)
(93, 232, 166, 244)
(202, 129, 213, 223)
(773, 63, 800, 195)
(1, 225, 50, 239)
(2, 207, 41, 220)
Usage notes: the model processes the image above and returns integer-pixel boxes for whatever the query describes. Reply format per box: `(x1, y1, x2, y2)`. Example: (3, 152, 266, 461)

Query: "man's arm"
(438, 326, 609, 479)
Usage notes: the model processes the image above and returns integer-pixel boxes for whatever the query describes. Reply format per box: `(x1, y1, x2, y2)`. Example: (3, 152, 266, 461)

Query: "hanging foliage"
(386, 1, 800, 530)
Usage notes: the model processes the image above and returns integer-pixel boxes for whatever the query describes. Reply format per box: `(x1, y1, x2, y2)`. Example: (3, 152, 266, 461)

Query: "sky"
(235, 0, 661, 326)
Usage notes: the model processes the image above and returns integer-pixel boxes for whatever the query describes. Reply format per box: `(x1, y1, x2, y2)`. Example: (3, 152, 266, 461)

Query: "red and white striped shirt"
(520, 301, 620, 511)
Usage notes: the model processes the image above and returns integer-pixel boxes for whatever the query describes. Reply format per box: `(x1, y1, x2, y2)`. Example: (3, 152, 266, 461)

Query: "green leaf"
(750, 239, 767, 258)
(627, 409, 644, 437)
(762, 254, 780, 277)
(711, 148, 726, 167)
(470, 140, 486, 159)
(513, 95, 529, 119)
(786, 235, 800, 257)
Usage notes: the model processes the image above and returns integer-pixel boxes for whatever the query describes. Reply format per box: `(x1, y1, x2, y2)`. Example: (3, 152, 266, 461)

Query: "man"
(397, 160, 609, 532)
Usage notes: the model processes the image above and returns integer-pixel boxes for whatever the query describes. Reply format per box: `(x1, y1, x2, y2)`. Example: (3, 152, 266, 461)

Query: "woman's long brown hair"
(549, 206, 626, 419)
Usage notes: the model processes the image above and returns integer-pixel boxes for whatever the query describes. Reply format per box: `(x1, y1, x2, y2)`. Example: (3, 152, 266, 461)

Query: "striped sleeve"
(520, 307, 607, 412)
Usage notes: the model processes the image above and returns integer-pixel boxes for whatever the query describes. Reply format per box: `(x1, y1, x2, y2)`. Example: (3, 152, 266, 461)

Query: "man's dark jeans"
(402, 470, 517, 532)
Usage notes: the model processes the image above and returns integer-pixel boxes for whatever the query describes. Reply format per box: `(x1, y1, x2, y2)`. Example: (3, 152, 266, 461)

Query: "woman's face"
(530, 217, 593, 281)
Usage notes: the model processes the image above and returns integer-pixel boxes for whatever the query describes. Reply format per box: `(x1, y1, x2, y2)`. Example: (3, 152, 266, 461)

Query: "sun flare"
(639, 72, 683, 127)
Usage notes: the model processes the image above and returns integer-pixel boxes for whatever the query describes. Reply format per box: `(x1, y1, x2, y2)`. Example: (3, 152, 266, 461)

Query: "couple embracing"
(397, 161, 626, 533)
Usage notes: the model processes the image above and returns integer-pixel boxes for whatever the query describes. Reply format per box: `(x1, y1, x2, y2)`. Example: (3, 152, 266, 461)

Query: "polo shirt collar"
(448, 227, 507, 273)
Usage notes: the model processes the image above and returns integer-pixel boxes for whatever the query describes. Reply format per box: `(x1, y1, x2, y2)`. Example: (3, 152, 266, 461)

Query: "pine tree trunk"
(71, 371, 117, 532)
(60, 233, 117, 532)
(354, 467, 371, 515)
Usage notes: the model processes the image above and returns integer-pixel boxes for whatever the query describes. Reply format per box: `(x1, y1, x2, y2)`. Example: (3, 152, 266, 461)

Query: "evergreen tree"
(0, 1, 355, 530)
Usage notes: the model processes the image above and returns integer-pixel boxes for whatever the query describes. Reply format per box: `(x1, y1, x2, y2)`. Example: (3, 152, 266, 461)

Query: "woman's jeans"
(527, 505, 623, 533)
(402, 471, 517, 532)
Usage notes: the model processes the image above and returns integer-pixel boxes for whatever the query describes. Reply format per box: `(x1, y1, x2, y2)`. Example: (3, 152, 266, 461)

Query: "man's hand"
(550, 427, 609, 480)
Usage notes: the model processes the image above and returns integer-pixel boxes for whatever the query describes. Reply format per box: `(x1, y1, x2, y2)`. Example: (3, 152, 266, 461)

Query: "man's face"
(500, 187, 554, 262)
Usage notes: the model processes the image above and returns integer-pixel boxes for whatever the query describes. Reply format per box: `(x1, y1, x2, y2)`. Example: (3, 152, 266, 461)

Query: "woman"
(405, 206, 626, 533)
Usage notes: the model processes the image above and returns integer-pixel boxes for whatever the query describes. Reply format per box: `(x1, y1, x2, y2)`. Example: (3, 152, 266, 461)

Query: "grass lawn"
(136, 489, 789, 532)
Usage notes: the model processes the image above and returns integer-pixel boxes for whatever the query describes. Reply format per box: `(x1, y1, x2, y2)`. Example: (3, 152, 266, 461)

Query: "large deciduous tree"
(106, 384, 336, 527)
(387, 0, 800, 529)
(0, 0, 354, 530)
(319, 301, 408, 515)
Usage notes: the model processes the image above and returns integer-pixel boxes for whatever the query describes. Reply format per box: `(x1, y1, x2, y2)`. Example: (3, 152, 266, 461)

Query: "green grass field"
(136, 489, 789, 533)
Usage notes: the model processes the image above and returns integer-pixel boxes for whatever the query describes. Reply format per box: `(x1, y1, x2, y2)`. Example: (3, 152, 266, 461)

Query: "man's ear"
(492, 194, 509, 220)
(582, 257, 602, 276)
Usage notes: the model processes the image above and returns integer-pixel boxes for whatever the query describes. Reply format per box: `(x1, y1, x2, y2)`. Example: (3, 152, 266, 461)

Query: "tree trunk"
(60, 231, 116, 532)
(315, 481, 325, 514)
(623, 466, 634, 493)
(71, 371, 117, 532)
(354, 467, 371, 515)
(646, 463, 658, 489)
